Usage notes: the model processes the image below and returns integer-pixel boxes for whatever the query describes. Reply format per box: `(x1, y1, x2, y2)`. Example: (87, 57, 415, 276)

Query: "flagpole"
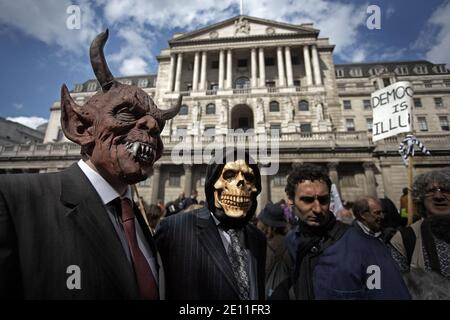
(407, 87, 415, 226)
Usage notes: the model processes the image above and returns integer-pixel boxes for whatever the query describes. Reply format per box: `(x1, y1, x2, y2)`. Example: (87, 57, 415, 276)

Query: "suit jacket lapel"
(60, 163, 139, 298)
(196, 210, 240, 297)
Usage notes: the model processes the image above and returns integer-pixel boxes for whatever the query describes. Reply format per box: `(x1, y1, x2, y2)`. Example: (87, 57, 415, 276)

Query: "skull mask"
(213, 159, 258, 218)
(60, 30, 182, 188)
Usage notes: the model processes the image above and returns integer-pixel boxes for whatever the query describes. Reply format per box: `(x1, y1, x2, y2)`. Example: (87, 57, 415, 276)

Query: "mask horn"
(89, 29, 115, 92)
(158, 95, 183, 120)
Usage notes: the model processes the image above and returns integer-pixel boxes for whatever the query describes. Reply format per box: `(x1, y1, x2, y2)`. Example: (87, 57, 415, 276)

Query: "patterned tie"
(120, 197, 159, 300)
(226, 229, 250, 300)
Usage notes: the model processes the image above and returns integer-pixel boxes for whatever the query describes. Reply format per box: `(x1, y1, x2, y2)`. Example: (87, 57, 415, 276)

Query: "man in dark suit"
(155, 149, 266, 300)
(0, 30, 181, 299)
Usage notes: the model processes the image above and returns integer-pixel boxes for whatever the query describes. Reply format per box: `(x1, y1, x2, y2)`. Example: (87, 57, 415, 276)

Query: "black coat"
(0, 163, 162, 299)
(155, 207, 266, 300)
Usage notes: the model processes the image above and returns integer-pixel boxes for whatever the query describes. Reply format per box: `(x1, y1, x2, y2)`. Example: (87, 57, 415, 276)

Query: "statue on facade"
(192, 101, 201, 122)
(286, 98, 295, 122)
(235, 17, 250, 35)
(316, 102, 324, 121)
(255, 98, 264, 124)
(221, 99, 229, 124)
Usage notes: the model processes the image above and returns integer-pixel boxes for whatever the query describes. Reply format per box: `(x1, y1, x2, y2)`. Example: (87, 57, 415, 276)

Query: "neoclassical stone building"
(1, 15, 449, 212)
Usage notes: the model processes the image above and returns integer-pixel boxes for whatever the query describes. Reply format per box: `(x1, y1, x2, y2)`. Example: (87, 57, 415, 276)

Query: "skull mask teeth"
(214, 159, 257, 218)
(125, 141, 156, 164)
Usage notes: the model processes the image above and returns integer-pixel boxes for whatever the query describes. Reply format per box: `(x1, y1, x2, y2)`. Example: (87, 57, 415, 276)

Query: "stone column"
(258, 47, 265, 87)
(311, 44, 322, 86)
(199, 51, 207, 90)
(276, 46, 285, 87)
(363, 162, 377, 198)
(257, 168, 270, 216)
(183, 164, 193, 197)
(192, 52, 200, 91)
(174, 53, 183, 92)
(327, 162, 340, 193)
(303, 45, 313, 86)
(251, 48, 258, 88)
(167, 54, 176, 91)
(226, 49, 233, 89)
(284, 46, 293, 87)
(219, 50, 225, 89)
(151, 163, 161, 204)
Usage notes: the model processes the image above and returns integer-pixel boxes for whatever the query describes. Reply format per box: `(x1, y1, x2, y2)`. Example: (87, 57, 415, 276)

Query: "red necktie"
(120, 197, 159, 300)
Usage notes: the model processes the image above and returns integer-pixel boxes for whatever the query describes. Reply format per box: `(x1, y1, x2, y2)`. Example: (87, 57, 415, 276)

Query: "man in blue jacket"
(284, 164, 410, 300)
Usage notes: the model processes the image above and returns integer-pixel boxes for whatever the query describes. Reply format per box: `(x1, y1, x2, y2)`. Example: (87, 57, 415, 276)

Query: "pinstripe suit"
(0, 163, 163, 299)
(155, 207, 266, 300)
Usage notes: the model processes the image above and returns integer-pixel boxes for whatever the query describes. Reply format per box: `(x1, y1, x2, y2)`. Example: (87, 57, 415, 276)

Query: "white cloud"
(348, 48, 368, 63)
(0, 0, 101, 54)
(13, 103, 24, 110)
(423, 2, 450, 64)
(120, 56, 149, 75)
(7, 116, 48, 129)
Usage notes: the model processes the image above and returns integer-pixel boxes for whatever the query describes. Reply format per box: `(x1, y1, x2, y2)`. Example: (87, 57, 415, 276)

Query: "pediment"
(170, 15, 318, 43)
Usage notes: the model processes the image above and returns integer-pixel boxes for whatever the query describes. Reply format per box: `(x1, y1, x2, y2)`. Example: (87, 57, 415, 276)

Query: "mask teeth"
(132, 142, 140, 157)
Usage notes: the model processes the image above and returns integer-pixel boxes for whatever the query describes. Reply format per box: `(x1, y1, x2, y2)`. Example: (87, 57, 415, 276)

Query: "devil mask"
(60, 30, 182, 186)
(205, 149, 261, 229)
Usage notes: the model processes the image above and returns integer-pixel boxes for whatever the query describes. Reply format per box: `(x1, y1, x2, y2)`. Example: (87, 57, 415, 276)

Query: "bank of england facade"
(1, 15, 449, 210)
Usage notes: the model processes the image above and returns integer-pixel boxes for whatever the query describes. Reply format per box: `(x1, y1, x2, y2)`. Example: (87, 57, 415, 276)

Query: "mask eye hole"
(244, 173, 255, 183)
(223, 170, 236, 181)
(113, 103, 144, 122)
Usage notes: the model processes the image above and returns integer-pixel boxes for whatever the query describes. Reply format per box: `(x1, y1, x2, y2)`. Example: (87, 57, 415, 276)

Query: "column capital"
(327, 162, 339, 170)
(363, 162, 374, 171)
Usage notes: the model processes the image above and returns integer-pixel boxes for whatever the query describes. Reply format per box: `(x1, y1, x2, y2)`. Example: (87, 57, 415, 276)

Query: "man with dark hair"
(155, 148, 266, 300)
(280, 164, 410, 300)
(352, 196, 384, 237)
(0, 30, 181, 299)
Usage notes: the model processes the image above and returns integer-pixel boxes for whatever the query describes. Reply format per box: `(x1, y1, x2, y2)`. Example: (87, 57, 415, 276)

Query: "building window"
(291, 56, 300, 65)
(363, 100, 371, 110)
(395, 66, 409, 75)
(179, 105, 188, 115)
(270, 124, 281, 134)
(349, 68, 363, 77)
(414, 98, 422, 108)
(272, 174, 286, 187)
(345, 119, 355, 132)
(266, 81, 276, 87)
(383, 78, 391, 87)
(206, 103, 216, 114)
(74, 84, 83, 92)
(343, 100, 352, 110)
(414, 65, 428, 74)
(235, 77, 250, 88)
(211, 60, 219, 69)
(298, 100, 309, 111)
(209, 83, 218, 91)
(369, 66, 387, 76)
(424, 80, 432, 88)
(269, 101, 280, 112)
(265, 57, 275, 66)
(237, 59, 248, 68)
(138, 79, 148, 88)
(300, 123, 312, 133)
(336, 69, 345, 78)
(435, 65, 447, 73)
(366, 118, 373, 132)
(439, 116, 449, 131)
(168, 173, 181, 187)
(418, 117, 428, 132)
(120, 79, 132, 85)
(293, 80, 301, 87)
(87, 82, 98, 91)
(434, 97, 444, 108)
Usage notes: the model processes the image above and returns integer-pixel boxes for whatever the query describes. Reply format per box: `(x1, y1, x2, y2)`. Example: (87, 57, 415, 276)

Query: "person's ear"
(60, 84, 95, 148)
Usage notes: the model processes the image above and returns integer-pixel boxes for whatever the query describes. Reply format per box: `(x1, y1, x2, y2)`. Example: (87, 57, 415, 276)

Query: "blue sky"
(1, 0, 449, 128)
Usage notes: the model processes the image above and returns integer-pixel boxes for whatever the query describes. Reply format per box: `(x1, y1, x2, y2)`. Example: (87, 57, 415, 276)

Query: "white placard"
(371, 81, 413, 142)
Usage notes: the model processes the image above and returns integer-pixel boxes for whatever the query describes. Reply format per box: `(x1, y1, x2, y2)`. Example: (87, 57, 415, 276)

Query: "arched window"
(235, 77, 250, 89)
(269, 101, 280, 112)
(179, 104, 188, 115)
(298, 100, 309, 111)
(206, 103, 216, 115)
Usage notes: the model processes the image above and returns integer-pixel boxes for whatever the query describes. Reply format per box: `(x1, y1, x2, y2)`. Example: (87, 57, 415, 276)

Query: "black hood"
(205, 148, 262, 229)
